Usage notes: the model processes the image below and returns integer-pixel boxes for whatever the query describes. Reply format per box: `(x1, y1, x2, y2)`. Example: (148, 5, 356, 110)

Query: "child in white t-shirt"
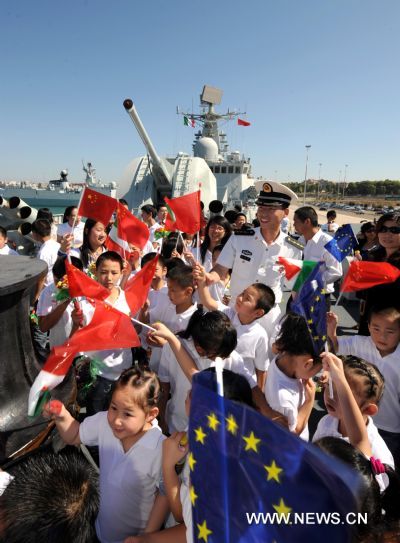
(151, 309, 286, 434)
(313, 354, 394, 468)
(265, 313, 322, 441)
(71, 251, 134, 415)
(0, 226, 19, 255)
(194, 261, 274, 391)
(37, 255, 83, 349)
(44, 367, 165, 542)
(140, 264, 197, 374)
(327, 306, 400, 468)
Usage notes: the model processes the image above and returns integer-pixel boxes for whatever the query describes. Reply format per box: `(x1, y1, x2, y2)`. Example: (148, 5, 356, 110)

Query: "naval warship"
(119, 85, 268, 216)
(0, 162, 117, 208)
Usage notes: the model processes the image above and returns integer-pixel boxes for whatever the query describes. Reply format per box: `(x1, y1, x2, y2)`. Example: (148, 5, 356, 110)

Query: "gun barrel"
(123, 99, 171, 185)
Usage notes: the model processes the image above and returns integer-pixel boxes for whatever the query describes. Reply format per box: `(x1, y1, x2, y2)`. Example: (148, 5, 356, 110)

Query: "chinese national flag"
(116, 202, 150, 250)
(65, 259, 109, 301)
(237, 118, 251, 126)
(124, 255, 159, 316)
(341, 260, 400, 292)
(78, 187, 117, 225)
(164, 191, 201, 234)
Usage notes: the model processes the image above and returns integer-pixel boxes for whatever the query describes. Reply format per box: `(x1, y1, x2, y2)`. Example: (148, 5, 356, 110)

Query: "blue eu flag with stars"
(189, 370, 362, 543)
(291, 261, 328, 355)
(324, 224, 358, 262)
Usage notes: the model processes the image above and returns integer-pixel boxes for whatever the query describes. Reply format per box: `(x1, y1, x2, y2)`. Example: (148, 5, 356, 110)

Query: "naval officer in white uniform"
(206, 181, 303, 353)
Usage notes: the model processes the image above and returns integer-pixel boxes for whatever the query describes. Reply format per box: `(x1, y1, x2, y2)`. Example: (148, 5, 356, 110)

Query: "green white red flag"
(278, 257, 319, 292)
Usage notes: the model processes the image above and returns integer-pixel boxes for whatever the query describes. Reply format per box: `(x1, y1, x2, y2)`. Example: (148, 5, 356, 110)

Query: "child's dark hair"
(180, 307, 237, 359)
(250, 283, 275, 315)
(37, 208, 54, 224)
(166, 264, 194, 290)
(141, 252, 166, 269)
(368, 304, 400, 326)
(200, 367, 255, 409)
(95, 250, 123, 271)
(53, 256, 83, 280)
(160, 234, 184, 259)
(343, 356, 385, 405)
(0, 226, 7, 238)
(315, 437, 400, 541)
(275, 313, 321, 364)
(165, 257, 186, 274)
(114, 367, 161, 412)
(62, 206, 78, 223)
(31, 219, 51, 238)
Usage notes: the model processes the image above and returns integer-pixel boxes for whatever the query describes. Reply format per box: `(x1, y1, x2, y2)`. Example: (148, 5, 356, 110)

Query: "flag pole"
(69, 185, 87, 251)
(130, 317, 156, 332)
(196, 232, 200, 262)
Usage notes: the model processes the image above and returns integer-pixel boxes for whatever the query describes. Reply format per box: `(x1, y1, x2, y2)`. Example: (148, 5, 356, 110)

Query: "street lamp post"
(343, 164, 348, 199)
(303, 145, 311, 204)
(338, 170, 342, 198)
(317, 162, 322, 201)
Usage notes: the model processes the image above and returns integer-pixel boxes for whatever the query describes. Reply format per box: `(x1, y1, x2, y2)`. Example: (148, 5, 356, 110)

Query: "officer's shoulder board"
(285, 234, 304, 250)
(234, 228, 255, 236)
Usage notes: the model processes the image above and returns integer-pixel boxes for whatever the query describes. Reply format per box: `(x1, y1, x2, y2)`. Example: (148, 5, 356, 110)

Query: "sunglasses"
(378, 226, 400, 234)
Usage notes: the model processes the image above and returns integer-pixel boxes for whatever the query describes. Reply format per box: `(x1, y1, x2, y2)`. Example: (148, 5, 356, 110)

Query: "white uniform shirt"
(217, 228, 302, 303)
(80, 411, 165, 542)
(148, 299, 197, 373)
(57, 221, 85, 247)
(265, 357, 309, 440)
(0, 245, 18, 255)
(158, 338, 256, 433)
(337, 336, 400, 433)
(220, 306, 270, 375)
(81, 288, 133, 381)
(36, 282, 74, 348)
(298, 229, 342, 294)
(37, 239, 60, 287)
(312, 414, 395, 469)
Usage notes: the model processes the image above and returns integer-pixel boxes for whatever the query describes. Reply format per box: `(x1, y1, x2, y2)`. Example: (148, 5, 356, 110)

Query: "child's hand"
(321, 352, 345, 383)
(60, 233, 73, 253)
(122, 259, 133, 276)
(42, 399, 65, 420)
(326, 312, 339, 337)
(183, 249, 196, 266)
(162, 431, 188, 468)
(171, 249, 181, 259)
(193, 262, 206, 284)
(71, 307, 84, 327)
(149, 322, 175, 342)
(303, 378, 316, 403)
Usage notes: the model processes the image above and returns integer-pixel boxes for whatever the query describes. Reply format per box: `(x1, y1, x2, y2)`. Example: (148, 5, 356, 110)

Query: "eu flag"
(324, 224, 358, 262)
(291, 262, 327, 355)
(189, 371, 362, 543)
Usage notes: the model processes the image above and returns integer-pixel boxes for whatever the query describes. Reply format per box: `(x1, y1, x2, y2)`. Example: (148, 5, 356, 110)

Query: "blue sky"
(1, 0, 399, 184)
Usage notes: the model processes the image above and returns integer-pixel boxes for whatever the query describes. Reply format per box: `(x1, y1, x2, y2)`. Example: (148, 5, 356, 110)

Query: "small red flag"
(237, 118, 251, 127)
(164, 191, 201, 234)
(124, 255, 159, 316)
(116, 202, 150, 250)
(78, 187, 117, 225)
(65, 259, 110, 301)
(341, 261, 400, 292)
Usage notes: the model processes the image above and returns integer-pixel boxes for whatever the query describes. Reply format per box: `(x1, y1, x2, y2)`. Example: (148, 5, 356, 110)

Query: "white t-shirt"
(191, 247, 213, 272)
(337, 336, 400, 433)
(0, 245, 19, 255)
(158, 337, 256, 433)
(80, 411, 165, 542)
(321, 222, 340, 235)
(57, 221, 85, 247)
(219, 306, 269, 376)
(180, 461, 193, 543)
(81, 289, 134, 381)
(148, 299, 197, 373)
(265, 357, 309, 440)
(37, 238, 60, 287)
(36, 283, 74, 348)
(312, 414, 394, 469)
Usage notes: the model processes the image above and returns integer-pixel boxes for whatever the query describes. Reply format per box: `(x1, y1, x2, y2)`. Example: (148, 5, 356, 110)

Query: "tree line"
(286, 179, 400, 197)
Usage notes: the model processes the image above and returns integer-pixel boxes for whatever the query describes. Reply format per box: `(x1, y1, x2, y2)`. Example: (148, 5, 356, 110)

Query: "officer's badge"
(262, 182, 272, 192)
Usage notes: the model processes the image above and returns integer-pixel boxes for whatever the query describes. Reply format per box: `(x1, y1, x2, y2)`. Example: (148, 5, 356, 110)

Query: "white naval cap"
(255, 181, 299, 207)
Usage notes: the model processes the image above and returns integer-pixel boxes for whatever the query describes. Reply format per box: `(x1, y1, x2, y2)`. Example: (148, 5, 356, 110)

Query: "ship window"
(221, 167, 226, 174)
(243, 166, 248, 173)
(235, 166, 241, 174)
(209, 166, 214, 172)
(214, 166, 220, 173)
(228, 166, 234, 174)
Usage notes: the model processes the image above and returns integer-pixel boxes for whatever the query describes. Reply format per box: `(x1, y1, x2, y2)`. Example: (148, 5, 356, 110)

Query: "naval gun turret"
(119, 99, 217, 212)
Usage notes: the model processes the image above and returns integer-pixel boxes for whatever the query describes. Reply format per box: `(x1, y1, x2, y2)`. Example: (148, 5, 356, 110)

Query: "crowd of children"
(1, 199, 400, 543)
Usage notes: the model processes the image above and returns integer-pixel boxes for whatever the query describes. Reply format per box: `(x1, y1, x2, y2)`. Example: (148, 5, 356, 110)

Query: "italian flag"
(184, 115, 195, 127)
(278, 257, 319, 292)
